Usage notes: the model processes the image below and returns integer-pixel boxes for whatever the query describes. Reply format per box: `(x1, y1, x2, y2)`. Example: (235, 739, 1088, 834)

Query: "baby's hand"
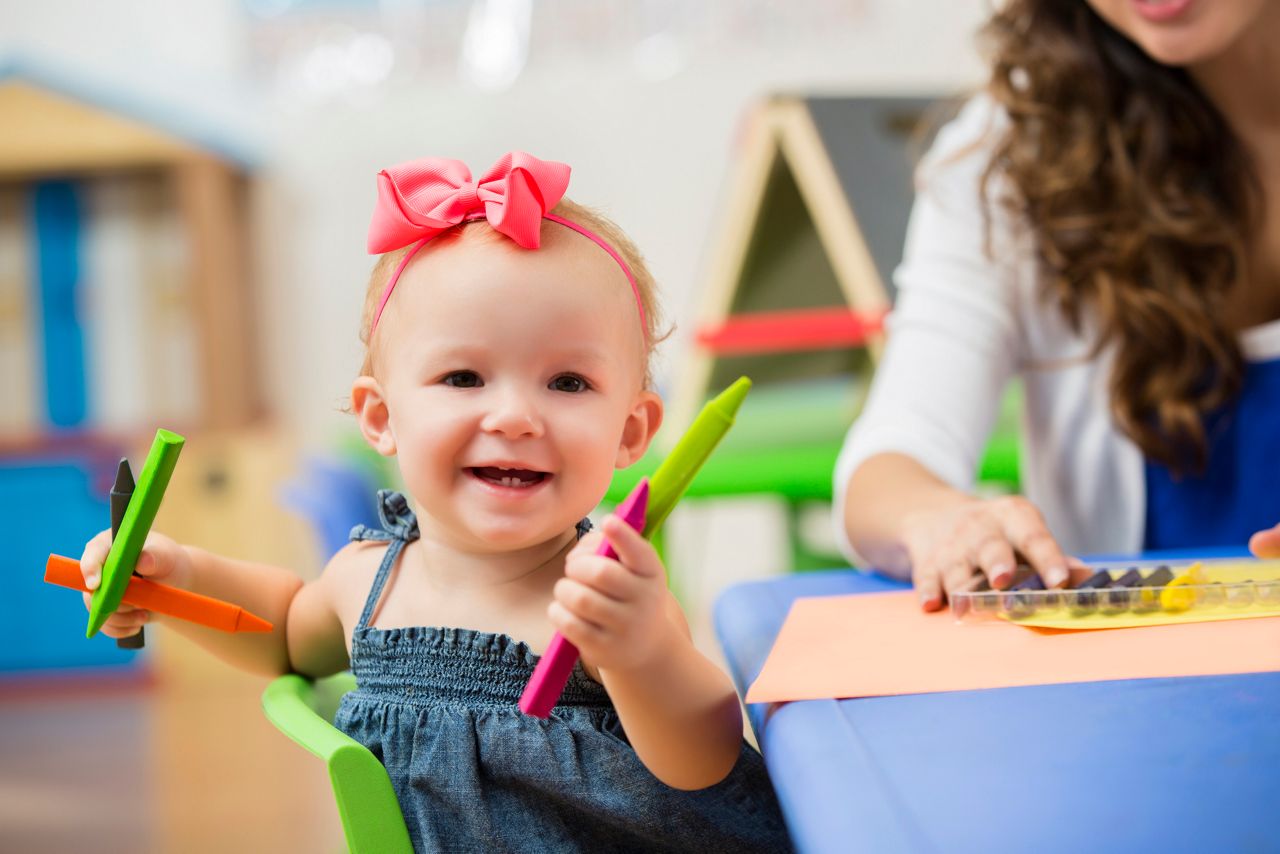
(549, 516, 670, 672)
(79, 530, 192, 639)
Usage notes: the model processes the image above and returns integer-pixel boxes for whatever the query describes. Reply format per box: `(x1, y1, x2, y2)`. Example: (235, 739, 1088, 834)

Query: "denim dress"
(334, 491, 792, 853)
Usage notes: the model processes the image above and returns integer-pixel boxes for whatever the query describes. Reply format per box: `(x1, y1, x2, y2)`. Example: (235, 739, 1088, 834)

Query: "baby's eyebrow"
(416, 343, 485, 362)
(547, 348, 613, 369)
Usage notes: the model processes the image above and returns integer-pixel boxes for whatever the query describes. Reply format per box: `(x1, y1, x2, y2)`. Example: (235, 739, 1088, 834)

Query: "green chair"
(262, 673, 413, 854)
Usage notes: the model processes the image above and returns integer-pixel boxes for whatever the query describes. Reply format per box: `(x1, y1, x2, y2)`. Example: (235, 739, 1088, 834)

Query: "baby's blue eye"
(444, 371, 482, 388)
(550, 374, 589, 393)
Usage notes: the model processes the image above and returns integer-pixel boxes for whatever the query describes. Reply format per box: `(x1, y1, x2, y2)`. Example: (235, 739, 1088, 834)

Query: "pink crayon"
(520, 478, 650, 718)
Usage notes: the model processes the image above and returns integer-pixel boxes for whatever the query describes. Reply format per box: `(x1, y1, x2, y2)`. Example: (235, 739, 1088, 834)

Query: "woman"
(836, 0, 1280, 608)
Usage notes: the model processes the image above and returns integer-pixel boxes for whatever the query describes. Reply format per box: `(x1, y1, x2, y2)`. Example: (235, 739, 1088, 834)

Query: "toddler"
(81, 152, 791, 852)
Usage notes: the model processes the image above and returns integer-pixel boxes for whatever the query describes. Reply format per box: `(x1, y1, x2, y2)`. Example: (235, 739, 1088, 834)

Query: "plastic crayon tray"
(951, 559, 1280, 629)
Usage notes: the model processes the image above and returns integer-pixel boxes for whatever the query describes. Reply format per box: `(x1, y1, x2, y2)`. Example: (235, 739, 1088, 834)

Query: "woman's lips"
(1132, 0, 1193, 24)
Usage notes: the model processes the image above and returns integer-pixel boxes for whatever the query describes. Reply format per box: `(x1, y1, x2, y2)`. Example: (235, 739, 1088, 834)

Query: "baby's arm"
(79, 530, 349, 678)
(550, 518, 744, 791)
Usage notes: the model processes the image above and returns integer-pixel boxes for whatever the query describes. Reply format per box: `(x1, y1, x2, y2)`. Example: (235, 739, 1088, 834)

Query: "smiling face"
(1084, 0, 1274, 66)
(353, 221, 662, 554)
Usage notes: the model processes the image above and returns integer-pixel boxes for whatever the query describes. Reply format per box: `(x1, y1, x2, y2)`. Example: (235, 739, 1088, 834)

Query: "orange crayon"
(45, 554, 272, 634)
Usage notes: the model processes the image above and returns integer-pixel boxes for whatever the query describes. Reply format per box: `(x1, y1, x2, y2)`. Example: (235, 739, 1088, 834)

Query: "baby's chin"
(449, 513, 589, 554)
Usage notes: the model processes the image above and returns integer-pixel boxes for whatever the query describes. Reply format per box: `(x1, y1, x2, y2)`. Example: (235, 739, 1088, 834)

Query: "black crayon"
(111, 459, 145, 650)
(1104, 567, 1143, 614)
(1003, 572, 1046, 620)
(1070, 569, 1113, 615)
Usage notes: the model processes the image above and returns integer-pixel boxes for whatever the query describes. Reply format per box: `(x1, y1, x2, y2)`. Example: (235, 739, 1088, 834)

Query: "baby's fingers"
(79, 529, 114, 591)
(99, 609, 150, 639)
(554, 578, 626, 629)
(547, 600, 606, 651)
(79, 590, 149, 636)
(569, 530, 605, 558)
(598, 517, 663, 579)
(564, 554, 639, 602)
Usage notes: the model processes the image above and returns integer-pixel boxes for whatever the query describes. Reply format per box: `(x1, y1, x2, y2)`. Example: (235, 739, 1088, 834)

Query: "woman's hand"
(548, 515, 671, 672)
(79, 530, 192, 638)
(1248, 523, 1280, 558)
(901, 495, 1075, 611)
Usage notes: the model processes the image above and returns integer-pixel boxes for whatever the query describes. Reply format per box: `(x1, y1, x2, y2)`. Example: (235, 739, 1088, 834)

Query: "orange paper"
(746, 591, 1280, 703)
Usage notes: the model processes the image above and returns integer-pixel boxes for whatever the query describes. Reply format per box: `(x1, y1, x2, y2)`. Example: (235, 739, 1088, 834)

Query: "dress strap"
(353, 498, 589, 632)
(353, 490, 420, 631)
(349, 489, 420, 543)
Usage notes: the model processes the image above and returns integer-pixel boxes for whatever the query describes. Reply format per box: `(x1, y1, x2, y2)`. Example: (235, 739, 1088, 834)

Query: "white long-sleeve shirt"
(833, 93, 1280, 565)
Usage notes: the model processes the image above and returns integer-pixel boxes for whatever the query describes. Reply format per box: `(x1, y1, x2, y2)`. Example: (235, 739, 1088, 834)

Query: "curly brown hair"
(980, 0, 1262, 473)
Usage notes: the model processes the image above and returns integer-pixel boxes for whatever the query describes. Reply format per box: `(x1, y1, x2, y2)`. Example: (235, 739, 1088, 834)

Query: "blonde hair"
(358, 198, 667, 386)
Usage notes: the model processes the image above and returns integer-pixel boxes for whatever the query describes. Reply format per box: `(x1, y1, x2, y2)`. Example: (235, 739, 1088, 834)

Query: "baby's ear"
(615, 390, 663, 468)
(351, 376, 397, 456)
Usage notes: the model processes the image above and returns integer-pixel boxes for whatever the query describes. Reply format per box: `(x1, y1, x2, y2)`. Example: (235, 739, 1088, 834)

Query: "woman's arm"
(843, 453, 1070, 609)
(842, 451, 974, 579)
(833, 95, 1076, 603)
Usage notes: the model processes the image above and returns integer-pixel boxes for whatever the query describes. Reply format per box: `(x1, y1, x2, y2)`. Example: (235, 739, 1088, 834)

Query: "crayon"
(1160, 563, 1206, 612)
(1104, 567, 1143, 614)
(111, 459, 145, 650)
(1069, 569, 1113, 615)
(519, 479, 649, 718)
(642, 377, 751, 538)
(87, 430, 184, 638)
(46, 554, 272, 633)
(520, 377, 752, 717)
(1002, 572, 1045, 620)
(1133, 565, 1174, 613)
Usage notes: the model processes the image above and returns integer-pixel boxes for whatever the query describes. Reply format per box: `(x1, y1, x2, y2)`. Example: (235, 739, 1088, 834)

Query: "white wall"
(3, 0, 991, 443)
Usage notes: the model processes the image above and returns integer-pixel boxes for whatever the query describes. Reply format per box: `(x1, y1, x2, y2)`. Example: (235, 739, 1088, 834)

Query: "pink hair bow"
(367, 151, 571, 253)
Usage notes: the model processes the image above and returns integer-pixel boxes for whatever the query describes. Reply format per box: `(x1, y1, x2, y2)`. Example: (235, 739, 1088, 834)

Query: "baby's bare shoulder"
(311, 539, 391, 616)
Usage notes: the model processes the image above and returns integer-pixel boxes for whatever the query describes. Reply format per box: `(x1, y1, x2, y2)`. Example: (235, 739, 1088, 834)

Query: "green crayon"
(86, 429, 185, 638)
(643, 376, 751, 538)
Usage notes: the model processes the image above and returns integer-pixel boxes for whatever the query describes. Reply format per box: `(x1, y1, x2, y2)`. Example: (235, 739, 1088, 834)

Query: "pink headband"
(366, 151, 646, 338)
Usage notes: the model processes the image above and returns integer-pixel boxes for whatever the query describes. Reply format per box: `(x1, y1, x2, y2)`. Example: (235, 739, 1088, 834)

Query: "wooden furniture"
(0, 60, 260, 438)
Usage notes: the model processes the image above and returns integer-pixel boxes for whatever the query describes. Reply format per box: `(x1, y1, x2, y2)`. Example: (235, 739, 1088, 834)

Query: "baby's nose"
(481, 391, 544, 438)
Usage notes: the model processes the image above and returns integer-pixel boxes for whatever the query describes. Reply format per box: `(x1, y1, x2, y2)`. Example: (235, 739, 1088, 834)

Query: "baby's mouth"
(468, 466, 549, 489)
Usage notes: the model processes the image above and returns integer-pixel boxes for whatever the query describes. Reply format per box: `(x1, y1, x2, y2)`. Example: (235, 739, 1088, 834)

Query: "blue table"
(715, 570, 1280, 854)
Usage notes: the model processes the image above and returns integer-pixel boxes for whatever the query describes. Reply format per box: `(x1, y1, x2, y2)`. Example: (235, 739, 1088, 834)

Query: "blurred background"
(1, 0, 991, 850)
